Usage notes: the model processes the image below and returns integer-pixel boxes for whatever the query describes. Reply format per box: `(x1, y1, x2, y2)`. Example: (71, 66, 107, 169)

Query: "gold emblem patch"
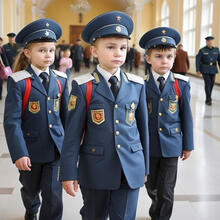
(54, 98, 60, 112)
(168, 99, 177, 114)
(68, 95, 77, 111)
(126, 102, 136, 126)
(91, 109, 105, 125)
(29, 101, 40, 114)
(131, 102, 135, 110)
(126, 109, 134, 126)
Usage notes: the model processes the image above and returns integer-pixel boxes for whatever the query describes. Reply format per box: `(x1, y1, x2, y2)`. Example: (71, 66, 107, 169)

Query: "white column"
(0, 0, 4, 37)
(135, 5, 142, 45)
(10, 0, 14, 32)
(14, 0, 20, 33)
(21, 0, 25, 28)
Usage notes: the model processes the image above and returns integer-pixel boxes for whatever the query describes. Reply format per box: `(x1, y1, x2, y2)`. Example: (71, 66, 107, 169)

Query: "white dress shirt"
(97, 65, 121, 88)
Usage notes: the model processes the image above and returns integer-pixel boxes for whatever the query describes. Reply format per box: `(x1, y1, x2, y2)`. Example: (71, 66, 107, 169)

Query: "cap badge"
(161, 29, 166, 34)
(46, 23, 50, 27)
(161, 37, 166, 43)
(116, 26, 121, 33)
(116, 16, 121, 21)
(45, 31, 49, 36)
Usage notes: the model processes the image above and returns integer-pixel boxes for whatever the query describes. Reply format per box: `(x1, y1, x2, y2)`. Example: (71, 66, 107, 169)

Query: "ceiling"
(35, 0, 152, 15)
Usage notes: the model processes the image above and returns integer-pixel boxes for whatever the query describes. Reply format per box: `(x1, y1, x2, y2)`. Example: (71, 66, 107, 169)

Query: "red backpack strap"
(21, 78, 31, 118)
(86, 80, 92, 113)
(56, 79, 62, 96)
(81, 80, 92, 141)
(174, 78, 180, 100)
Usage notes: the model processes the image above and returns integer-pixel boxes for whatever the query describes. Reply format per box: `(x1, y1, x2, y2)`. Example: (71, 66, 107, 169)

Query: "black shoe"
(25, 212, 37, 220)
(205, 100, 212, 105)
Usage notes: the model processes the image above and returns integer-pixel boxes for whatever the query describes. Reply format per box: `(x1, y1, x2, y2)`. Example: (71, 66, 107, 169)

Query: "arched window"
(182, 0, 197, 56)
(161, 0, 169, 27)
(200, 0, 213, 47)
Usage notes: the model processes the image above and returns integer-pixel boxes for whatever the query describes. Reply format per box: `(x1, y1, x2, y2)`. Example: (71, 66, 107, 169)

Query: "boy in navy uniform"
(139, 27, 194, 220)
(60, 11, 149, 220)
(3, 32, 21, 68)
(196, 36, 220, 105)
(4, 19, 69, 220)
(71, 38, 84, 72)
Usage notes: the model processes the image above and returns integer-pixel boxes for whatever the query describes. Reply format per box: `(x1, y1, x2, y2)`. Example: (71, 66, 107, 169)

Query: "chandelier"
(70, 0, 91, 13)
(70, 0, 91, 23)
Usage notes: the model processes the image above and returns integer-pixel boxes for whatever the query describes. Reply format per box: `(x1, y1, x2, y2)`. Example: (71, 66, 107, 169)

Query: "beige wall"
(2, 0, 12, 42)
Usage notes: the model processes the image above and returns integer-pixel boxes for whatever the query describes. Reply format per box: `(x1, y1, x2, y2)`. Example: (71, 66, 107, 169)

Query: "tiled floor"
(0, 66, 220, 220)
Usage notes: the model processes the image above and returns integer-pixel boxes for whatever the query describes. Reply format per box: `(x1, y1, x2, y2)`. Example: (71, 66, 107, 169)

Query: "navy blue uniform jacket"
(145, 72, 194, 157)
(60, 70, 149, 190)
(4, 66, 69, 163)
(196, 46, 220, 74)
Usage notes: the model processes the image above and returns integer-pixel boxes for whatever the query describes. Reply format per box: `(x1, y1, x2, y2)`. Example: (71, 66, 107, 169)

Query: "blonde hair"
(13, 43, 34, 72)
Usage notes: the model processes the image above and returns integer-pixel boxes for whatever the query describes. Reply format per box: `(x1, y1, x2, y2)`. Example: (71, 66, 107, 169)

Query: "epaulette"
(174, 73, 189, 82)
(53, 70, 67, 79)
(10, 70, 31, 82)
(125, 72, 144, 85)
(73, 73, 95, 85)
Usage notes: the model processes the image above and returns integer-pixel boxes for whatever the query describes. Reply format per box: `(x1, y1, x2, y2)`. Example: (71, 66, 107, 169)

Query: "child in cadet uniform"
(3, 18, 69, 220)
(139, 27, 194, 220)
(59, 11, 149, 220)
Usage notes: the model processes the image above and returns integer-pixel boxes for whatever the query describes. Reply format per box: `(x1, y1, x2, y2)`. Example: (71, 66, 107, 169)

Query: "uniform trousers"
(80, 176, 140, 220)
(202, 73, 216, 102)
(19, 159, 63, 220)
(74, 59, 82, 72)
(145, 157, 178, 220)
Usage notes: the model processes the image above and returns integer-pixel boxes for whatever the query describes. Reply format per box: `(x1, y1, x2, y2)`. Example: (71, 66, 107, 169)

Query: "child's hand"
(62, 180, 78, 197)
(181, 150, 191, 161)
(15, 156, 31, 171)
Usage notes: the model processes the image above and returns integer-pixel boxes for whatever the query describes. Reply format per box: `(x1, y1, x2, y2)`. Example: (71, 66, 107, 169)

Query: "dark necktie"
(109, 76, 119, 98)
(157, 76, 165, 92)
(40, 72, 49, 92)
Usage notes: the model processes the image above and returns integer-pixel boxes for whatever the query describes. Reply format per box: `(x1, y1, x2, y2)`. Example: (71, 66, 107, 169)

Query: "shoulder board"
(10, 70, 32, 82)
(53, 70, 67, 79)
(125, 72, 144, 85)
(174, 73, 189, 82)
(73, 73, 95, 85)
